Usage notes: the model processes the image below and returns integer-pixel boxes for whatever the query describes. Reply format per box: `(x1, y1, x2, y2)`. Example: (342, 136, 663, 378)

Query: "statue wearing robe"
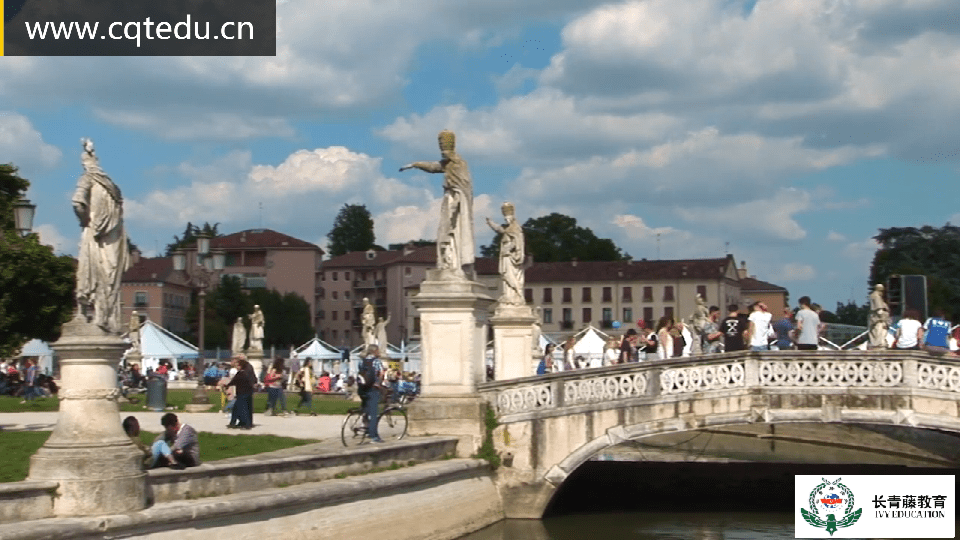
(249, 305, 265, 351)
(486, 202, 525, 306)
(232, 317, 247, 354)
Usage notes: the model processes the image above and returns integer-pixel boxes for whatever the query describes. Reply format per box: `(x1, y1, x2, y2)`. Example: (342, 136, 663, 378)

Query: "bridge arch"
(479, 350, 960, 518)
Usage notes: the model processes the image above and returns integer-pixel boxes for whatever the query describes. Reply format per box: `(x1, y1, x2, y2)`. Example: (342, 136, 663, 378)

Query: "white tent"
(292, 337, 342, 374)
(17, 339, 55, 376)
(136, 320, 198, 377)
(348, 342, 420, 374)
(572, 326, 612, 355)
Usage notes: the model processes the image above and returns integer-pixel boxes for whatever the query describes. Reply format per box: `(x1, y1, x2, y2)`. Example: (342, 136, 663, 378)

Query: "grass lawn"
(0, 430, 319, 483)
(0, 390, 358, 415)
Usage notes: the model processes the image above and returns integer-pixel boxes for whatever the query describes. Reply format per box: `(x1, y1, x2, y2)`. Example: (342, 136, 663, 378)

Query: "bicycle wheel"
(377, 406, 408, 441)
(341, 409, 367, 447)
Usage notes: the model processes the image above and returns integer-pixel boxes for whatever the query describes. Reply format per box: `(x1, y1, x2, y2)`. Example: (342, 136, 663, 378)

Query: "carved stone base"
(491, 305, 536, 380)
(246, 349, 264, 383)
(407, 395, 486, 457)
(32, 315, 146, 516)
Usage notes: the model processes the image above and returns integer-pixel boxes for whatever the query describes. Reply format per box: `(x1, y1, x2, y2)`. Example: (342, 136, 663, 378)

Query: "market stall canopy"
(292, 336, 341, 359)
(572, 326, 613, 356)
(139, 320, 199, 360)
(17, 339, 55, 375)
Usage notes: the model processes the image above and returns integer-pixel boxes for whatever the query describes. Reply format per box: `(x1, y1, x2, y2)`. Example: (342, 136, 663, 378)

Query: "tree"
(327, 204, 375, 257)
(870, 224, 960, 321)
(833, 301, 870, 327)
(0, 164, 76, 356)
(165, 222, 221, 255)
(481, 212, 627, 262)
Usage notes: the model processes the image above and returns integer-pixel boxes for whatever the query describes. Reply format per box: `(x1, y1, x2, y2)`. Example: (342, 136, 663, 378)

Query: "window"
(602, 287, 612, 302)
(318, 287, 325, 298)
(562, 288, 572, 303)
(582, 287, 592, 302)
(642, 287, 653, 302)
(413, 317, 421, 335)
(543, 288, 553, 303)
(345, 272, 351, 281)
(344, 330, 350, 341)
(344, 311, 351, 321)
(245, 251, 266, 266)
(134, 291, 147, 307)
(664, 306, 674, 319)
(318, 310, 325, 320)
(405, 266, 412, 276)
(332, 311, 338, 321)
(664, 286, 675, 301)
(543, 308, 553, 323)
(643, 307, 653, 324)
(321, 272, 325, 281)
(623, 307, 633, 323)
(344, 291, 351, 299)
(332, 272, 338, 281)
(697, 285, 707, 301)
(602, 307, 612, 321)
(524, 288, 533, 303)
(583, 308, 592, 323)
(332, 291, 338, 300)
(623, 286, 633, 302)
(332, 330, 338, 340)
(562, 308, 573, 322)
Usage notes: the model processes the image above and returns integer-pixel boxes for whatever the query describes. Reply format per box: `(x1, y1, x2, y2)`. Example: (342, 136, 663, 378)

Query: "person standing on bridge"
(922, 309, 953, 356)
(794, 297, 821, 351)
(721, 305, 747, 352)
(747, 302, 773, 351)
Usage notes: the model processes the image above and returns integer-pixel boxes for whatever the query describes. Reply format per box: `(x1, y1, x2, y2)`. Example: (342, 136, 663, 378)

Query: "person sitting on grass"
(150, 413, 200, 469)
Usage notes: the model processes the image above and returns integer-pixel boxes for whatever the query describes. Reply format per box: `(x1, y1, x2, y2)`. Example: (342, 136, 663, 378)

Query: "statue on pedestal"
(127, 312, 141, 352)
(690, 294, 709, 354)
(361, 298, 376, 347)
(486, 202, 526, 306)
(375, 314, 391, 348)
(532, 306, 542, 351)
(248, 305, 265, 352)
(72, 138, 129, 333)
(232, 317, 247, 355)
(868, 284, 891, 349)
(399, 130, 475, 278)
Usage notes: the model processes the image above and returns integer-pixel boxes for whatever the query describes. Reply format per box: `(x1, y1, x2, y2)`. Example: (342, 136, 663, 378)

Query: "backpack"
(357, 357, 377, 391)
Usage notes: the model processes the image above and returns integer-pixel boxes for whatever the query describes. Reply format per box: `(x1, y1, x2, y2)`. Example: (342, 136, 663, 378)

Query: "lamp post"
(173, 233, 225, 406)
(13, 196, 36, 237)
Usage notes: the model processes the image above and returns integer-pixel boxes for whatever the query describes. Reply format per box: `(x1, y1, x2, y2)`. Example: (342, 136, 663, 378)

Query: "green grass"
(0, 390, 358, 415)
(0, 430, 320, 483)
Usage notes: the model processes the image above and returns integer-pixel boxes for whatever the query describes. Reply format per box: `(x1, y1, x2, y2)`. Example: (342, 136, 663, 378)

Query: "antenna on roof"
(259, 202, 263, 228)
(724, 241, 729, 255)
(656, 233, 661, 260)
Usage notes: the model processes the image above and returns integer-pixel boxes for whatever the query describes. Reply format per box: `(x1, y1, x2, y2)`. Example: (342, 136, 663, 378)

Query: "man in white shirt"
(795, 296, 821, 351)
(747, 302, 773, 351)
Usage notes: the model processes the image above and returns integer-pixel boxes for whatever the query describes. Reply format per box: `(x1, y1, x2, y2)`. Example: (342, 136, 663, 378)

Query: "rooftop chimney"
(737, 260, 748, 280)
(571, 258, 578, 267)
(130, 248, 141, 265)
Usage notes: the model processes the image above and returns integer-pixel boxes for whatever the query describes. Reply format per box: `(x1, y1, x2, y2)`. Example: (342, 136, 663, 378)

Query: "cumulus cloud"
(0, 112, 62, 172)
(827, 231, 846, 242)
(34, 223, 73, 253)
(776, 263, 817, 282)
(675, 188, 812, 242)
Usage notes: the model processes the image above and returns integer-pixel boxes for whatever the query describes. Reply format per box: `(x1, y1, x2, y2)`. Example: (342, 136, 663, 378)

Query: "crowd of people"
(0, 358, 57, 403)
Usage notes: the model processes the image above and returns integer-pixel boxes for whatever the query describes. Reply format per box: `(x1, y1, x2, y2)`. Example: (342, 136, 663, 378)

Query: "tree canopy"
(0, 164, 76, 356)
(869, 224, 960, 321)
(481, 212, 627, 262)
(327, 204, 376, 257)
(165, 222, 221, 256)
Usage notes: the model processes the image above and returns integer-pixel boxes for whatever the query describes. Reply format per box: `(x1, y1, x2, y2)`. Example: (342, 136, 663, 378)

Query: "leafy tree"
(833, 301, 870, 327)
(165, 222, 221, 255)
(870, 224, 960, 321)
(327, 204, 375, 257)
(0, 164, 76, 356)
(248, 288, 313, 348)
(481, 212, 627, 262)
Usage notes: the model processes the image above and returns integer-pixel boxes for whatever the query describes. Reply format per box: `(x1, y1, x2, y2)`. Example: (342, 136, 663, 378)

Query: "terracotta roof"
(525, 258, 734, 283)
(122, 257, 187, 284)
(739, 276, 788, 292)
(392, 245, 436, 264)
(323, 249, 403, 268)
(208, 229, 322, 252)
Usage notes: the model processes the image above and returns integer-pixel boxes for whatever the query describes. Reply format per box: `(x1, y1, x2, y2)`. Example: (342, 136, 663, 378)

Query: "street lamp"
(13, 197, 36, 237)
(173, 234, 225, 405)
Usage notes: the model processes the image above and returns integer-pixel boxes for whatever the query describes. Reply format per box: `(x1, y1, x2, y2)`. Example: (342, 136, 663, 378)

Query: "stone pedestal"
(407, 270, 495, 456)
(29, 316, 146, 516)
(247, 349, 264, 383)
(491, 304, 536, 380)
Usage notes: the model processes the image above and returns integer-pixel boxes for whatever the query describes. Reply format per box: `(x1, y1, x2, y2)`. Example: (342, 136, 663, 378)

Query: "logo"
(801, 477, 863, 536)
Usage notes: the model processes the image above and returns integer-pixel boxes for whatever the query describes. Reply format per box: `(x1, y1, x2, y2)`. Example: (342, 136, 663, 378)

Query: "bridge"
(478, 349, 960, 518)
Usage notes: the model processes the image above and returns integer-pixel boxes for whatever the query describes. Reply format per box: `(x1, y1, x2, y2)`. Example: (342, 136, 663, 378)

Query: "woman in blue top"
(922, 309, 952, 356)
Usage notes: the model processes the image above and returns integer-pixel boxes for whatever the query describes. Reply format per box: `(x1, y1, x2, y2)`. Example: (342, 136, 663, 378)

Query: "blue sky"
(3, 0, 959, 312)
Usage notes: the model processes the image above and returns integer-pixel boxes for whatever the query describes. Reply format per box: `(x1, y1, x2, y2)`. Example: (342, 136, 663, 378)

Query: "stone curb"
(0, 459, 491, 540)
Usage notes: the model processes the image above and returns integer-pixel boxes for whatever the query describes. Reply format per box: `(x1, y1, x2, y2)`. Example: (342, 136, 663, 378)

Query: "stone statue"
(868, 284, 891, 349)
(399, 130, 475, 277)
(127, 311, 140, 352)
(72, 138, 130, 333)
(361, 298, 376, 347)
(532, 306, 542, 350)
(375, 314, 391, 348)
(232, 317, 247, 355)
(248, 305, 265, 352)
(690, 294, 709, 354)
(486, 202, 526, 306)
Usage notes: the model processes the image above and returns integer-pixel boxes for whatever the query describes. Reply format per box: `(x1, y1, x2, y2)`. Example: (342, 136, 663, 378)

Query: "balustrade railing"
(479, 350, 960, 418)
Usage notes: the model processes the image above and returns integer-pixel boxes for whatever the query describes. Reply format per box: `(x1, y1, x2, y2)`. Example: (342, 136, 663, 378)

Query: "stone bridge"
(478, 350, 960, 518)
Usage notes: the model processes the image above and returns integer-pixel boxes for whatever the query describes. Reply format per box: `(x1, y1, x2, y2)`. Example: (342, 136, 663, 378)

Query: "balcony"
(353, 279, 386, 290)
(560, 320, 574, 330)
(133, 301, 149, 308)
(600, 320, 614, 329)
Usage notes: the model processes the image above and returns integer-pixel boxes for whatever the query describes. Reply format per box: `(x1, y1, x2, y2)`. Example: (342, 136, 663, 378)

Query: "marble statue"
(399, 130, 475, 277)
(248, 305, 265, 351)
(532, 306, 542, 350)
(486, 202, 526, 306)
(868, 284, 891, 349)
(72, 138, 130, 333)
(375, 314, 391, 348)
(128, 312, 140, 352)
(361, 298, 376, 347)
(690, 294, 709, 354)
(232, 317, 247, 355)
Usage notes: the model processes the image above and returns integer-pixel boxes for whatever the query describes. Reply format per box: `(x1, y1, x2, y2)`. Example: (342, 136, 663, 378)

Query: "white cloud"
(0, 112, 62, 172)
(827, 231, 846, 242)
(844, 237, 881, 260)
(675, 188, 812, 242)
(33, 223, 72, 253)
(777, 263, 817, 282)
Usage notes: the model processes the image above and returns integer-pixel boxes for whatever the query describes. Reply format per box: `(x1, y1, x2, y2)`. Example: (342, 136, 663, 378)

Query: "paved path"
(0, 411, 345, 441)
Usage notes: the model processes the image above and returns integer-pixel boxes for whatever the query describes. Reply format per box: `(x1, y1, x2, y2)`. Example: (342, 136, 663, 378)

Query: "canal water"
(458, 461, 960, 540)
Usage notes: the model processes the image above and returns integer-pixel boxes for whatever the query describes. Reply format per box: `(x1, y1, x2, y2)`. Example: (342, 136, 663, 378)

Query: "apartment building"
(120, 251, 193, 334)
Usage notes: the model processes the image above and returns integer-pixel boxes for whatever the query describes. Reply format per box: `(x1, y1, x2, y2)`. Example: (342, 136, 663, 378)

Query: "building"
(737, 261, 790, 318)
(123, 229, 324, 335)
(120, 251, 192, 334)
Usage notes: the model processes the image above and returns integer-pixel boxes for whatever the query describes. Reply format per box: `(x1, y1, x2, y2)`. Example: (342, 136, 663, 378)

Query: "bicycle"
(341, 390, 411, 446)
